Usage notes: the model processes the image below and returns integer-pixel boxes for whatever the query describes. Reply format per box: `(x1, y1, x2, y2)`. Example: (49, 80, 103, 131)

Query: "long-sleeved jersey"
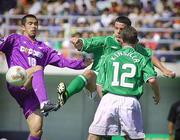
(0, 33, 86, 70)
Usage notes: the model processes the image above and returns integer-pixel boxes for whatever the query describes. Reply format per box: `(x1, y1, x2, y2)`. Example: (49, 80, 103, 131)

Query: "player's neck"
(23, 34, 36, 42)
(122, 43, 133, 48)
(123, 45, 133, 48)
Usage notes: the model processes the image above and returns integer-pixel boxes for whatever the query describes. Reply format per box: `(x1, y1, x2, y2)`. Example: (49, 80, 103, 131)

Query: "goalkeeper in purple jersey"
(87, 26, 160, 140)
(0, 14, 90, 140)
(57, 16, 175, 107)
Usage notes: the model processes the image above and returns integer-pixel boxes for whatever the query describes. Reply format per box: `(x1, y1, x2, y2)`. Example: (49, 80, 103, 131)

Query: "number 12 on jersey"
(112, 62, 136, 88)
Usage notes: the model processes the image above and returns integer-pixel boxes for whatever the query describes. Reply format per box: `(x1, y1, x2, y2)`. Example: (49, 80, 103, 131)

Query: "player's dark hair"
(21, 14, 38, 25)
(120, 26, 138, 45)
(115, 16, 131, 26)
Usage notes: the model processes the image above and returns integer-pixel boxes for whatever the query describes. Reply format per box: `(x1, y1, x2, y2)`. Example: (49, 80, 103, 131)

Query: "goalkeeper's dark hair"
(120, 26, 138, 45)
(21, 14, 38, 25)
(115, 16, 131, 26)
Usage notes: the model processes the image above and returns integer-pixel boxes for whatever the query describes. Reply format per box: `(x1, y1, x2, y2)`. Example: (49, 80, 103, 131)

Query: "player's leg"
(119, 96, 144, 140)
(24, 65, 43, 89)
(25, 66, 60, 115)
(57, 69, 95, 105)
(7, 85, 43, 140)
(85, 70, 98, 99)
(87, 133, 102, 140)
(88, 94, 120, 140)
(27, 110, 43, 140)
(32, 69, 60, 115)
(85, 70, 97, 93)
(87, 134, 111, 140)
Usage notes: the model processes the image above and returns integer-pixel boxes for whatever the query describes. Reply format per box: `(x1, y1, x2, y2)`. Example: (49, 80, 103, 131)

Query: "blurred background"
(0, 0, 180, 140)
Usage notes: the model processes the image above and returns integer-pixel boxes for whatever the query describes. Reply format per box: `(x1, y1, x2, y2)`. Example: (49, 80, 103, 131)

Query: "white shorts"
(89, 93, 145, 139)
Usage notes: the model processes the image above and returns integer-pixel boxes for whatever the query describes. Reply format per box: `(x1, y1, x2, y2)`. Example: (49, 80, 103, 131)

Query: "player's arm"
(151, 56, 176, 78)
(71, 36, 106, 53)
(168, 121, 174, 140)
(148, 78, 160, 104)
(0, 34, 13, 52)
(45, 48, 91, 69)
(143, 59, 160, 104)
(136, 43, 175, 78)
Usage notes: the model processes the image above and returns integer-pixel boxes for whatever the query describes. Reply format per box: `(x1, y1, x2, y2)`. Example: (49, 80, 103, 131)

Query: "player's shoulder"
(36, 40, 48, 47)
(36, 40, 53, 51)
(135, 43, 152, 56)
(6, 33, 21, 39)
(91, 35, 108, 40)
(105, 35, 114, 40)
(136, 43, 146, 47)
(103, 35, 115, 44)
(132, 49, 148, 63)
(136, 43, 152, 52)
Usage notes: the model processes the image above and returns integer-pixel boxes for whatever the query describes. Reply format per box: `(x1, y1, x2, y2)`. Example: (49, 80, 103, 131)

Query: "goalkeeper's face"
(114, 22, 126, 43)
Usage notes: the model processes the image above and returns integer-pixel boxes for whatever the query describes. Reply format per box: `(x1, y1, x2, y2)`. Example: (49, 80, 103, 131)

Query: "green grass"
(112, 134, 169, 140)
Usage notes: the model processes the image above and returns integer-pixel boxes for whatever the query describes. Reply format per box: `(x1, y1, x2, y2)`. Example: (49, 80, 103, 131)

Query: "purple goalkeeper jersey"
(0, 33, 85, 69)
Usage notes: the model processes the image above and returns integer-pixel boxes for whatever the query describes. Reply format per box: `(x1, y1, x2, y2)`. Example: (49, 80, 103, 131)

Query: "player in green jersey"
(87, 26, 160, 140)
(57, 16, 173, 106)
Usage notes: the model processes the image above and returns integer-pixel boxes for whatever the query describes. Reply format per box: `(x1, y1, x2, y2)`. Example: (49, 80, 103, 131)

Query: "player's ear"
(21, 25, 26, 32)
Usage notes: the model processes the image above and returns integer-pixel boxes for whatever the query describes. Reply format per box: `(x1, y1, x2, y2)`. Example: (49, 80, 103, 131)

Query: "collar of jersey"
(123, 45, 134, 50)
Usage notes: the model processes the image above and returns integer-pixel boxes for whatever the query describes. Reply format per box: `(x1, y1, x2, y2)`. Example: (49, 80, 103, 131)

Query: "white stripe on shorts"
(89, 93, 145, 139)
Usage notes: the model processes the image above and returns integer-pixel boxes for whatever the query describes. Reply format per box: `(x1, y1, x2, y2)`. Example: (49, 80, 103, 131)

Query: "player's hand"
(153, 95, 160, 105)
(162, 70, 176, 79)
(84, 58, 93, 66)
(83, 53, 93, 66)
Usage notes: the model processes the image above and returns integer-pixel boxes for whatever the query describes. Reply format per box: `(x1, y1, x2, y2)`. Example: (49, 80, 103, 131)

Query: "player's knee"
(148, 78, 156, 84)
(30, 129, 43, 137)
(34, 65, 43, 72)
(88, 133, 100, 140)
(83, 69, 96, 80)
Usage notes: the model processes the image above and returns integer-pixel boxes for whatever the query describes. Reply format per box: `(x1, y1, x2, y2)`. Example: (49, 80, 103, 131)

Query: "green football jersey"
(135, 43, 153, 57)
(81, 35, 121, 72)
(98, 46, 156, 98)
(81, 35, 152, 73)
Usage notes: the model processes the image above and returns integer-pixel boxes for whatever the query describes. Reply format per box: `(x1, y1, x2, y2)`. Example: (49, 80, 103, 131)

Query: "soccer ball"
(6, 66, 27, 86)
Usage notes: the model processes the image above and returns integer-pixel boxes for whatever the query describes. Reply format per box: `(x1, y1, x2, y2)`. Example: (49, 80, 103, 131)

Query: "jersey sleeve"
(142, 58, 157, 82)
(96, 61, 106, 86)
(80, 36, 106, 53)
(0, 34, 15, 53)
(45, 47, 86, 69)
(135, 43, 153, 58)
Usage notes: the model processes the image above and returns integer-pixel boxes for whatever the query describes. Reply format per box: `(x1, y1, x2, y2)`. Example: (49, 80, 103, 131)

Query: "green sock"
(67, 75, 87, 97)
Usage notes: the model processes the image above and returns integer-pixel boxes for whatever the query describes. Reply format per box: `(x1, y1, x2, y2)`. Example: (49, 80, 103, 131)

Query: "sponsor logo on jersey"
(20, 46, 43, 58)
